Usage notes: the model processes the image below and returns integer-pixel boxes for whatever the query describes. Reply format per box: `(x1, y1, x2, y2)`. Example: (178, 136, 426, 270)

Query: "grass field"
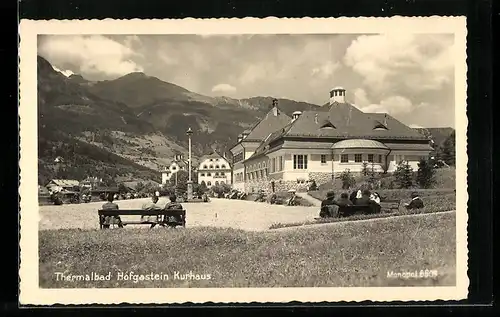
(39, 211, 456, 288)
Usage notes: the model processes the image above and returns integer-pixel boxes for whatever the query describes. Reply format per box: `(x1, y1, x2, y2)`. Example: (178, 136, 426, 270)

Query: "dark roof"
(246, 102, 432, 161)
(241, 106, 292, 142)
(281, 102, 427, 140)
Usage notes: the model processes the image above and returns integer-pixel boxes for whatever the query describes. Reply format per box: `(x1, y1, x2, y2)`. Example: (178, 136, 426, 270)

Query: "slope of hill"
(414, 127, 455, 147)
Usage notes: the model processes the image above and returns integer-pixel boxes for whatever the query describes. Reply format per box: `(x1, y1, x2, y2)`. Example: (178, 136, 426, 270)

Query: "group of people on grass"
(100, 192, 184, 229)
(320, 189, 425, 218)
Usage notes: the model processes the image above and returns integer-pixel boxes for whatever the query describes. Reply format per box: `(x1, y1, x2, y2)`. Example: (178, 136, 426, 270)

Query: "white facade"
(161, 161, 187, 185)
(197, 155, 232, 187)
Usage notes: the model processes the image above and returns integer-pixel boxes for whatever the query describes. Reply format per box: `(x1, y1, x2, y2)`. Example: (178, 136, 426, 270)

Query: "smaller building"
(197, 152, 232, 187)
(161, 154, 189, 185)
(45, 179, 80, 193)
(80, 176, 105, 190)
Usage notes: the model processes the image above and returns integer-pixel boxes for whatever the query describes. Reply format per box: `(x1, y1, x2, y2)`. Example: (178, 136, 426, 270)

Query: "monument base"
(186, 181, 193, 201)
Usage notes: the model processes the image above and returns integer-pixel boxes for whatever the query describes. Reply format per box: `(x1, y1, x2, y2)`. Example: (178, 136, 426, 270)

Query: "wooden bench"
(380, 199, 401, 212)
(98, 209, 186, 229)
(338, 205, 377, 217)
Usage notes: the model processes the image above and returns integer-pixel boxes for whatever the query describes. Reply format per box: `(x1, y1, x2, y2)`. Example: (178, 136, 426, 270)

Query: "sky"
(38, 33, 456, 128)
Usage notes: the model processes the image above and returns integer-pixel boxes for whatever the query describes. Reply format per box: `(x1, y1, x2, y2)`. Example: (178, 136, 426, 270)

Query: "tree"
(361, 162, 369, 176)
(198, 181, 208, 194)
(340, 169, 356, 189)
(441, 131, 456, 166)
(416, 159, 436, 189)
(393, 161, 414, 189)
(135, 181, 145, 193)
(118, 183, 128, 194)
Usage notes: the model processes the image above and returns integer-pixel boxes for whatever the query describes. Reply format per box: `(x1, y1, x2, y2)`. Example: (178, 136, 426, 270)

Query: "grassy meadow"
(39, 211, 456, 288)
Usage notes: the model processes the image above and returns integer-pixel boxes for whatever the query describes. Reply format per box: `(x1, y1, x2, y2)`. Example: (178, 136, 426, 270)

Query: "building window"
(271, 158, 276, 172)
(215, 181, 219, 186)
(209, 165, 214, 169)
(210, 159, 213, 161)
(368, 154, 374, 163)
(203, 165, 207, 169)
(215, 165, 219, 169)
(377, 155, 382, 163)
(279, 156, 284, 171)
(207, 181, 211, 186)
(355, 154, 362, 163)
(221, 172, 225, 176)
(258, 163, 261, 169)
(341, 154, 348, 163)
(215, 172, 219, 176)
(320, 154, 327, 164)
(200, 173, 205, 177)
(221, 164, 226, 168)
(293, 154, 308, 170)
(207, 172, 211, 176)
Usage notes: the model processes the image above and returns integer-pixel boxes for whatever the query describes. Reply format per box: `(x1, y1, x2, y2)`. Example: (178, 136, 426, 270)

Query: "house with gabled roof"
(229, 99, 292, 191)
(229, 87, 433, 193)
(160, 154, 190, 185)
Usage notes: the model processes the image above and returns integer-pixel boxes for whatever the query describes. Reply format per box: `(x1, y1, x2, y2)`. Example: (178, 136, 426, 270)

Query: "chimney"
(329, 86, 346, 105)
(384, 114, 388, 127)
(237, 134, 243, 142)
(314, 113, 318, 124)
(292, 111, 302, 121)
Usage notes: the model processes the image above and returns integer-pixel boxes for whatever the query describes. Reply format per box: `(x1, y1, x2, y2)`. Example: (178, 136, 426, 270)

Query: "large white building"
(229, 87, 433, 193)
(197, 152, 232, 187)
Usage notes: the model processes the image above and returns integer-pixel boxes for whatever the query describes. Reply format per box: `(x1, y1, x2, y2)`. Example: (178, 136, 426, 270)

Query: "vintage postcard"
(19, 17, 468, 305)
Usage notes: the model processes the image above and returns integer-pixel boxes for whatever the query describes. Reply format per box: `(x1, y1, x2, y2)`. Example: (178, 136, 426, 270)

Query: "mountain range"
(37, 55, 454, 186)
(37, 55, 321, 185)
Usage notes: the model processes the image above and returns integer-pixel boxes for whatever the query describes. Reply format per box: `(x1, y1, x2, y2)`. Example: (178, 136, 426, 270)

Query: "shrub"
(361, 162, 369, 176)
(417, 159, 436, 189)
(393, 161, 414, 189)
(339, 169, 356, 190)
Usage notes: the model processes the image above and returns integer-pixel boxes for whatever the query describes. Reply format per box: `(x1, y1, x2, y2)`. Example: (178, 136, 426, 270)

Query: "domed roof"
(331, 139, 389, 150)
(331, 86, 345, 91)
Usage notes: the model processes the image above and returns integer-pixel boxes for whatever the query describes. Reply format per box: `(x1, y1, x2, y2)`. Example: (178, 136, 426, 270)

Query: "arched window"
(207, 172, 211, 176)
(203, 165, 208, 169)
(207, 181, 211, 186)
(210, 165, 214, 169)
(215, 181, 219, 186)
(215, 165, 220, 169)
(221, 164, 226, 168)
(215, 172, 219, 176)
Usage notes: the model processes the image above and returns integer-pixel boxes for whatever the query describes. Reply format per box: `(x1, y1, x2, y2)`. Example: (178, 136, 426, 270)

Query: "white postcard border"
(19, 16, 469, 305)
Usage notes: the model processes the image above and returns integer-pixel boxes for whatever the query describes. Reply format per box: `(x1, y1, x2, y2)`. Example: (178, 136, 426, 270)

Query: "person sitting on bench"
(355, 189, 381, 213)
(163, 194, 184, 227)
(336, 192, 353, 207)
(319, 191, 339, 217)
(404, 192, 424, 210)
(141, 194, 162, 228)
(101, 193, 123, 228)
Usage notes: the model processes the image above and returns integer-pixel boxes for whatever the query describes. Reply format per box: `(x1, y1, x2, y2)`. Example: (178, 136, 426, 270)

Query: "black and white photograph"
(19, 17, 468, 304)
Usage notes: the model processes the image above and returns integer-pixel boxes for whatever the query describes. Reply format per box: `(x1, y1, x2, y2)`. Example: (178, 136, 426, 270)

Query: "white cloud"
(360, 95, 413, 114)
(311, 61, 340, 78)
(353, 88, 371, 107)
(344, 34, 454, 94)
(211, 83, 237, 94)
(39, 35, 143, 78)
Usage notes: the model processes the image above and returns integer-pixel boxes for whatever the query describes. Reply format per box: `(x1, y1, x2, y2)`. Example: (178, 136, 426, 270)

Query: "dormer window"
(320, 120, 336, 129)
(221, 164, 226, 168)
(373, 121, 388, 131)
